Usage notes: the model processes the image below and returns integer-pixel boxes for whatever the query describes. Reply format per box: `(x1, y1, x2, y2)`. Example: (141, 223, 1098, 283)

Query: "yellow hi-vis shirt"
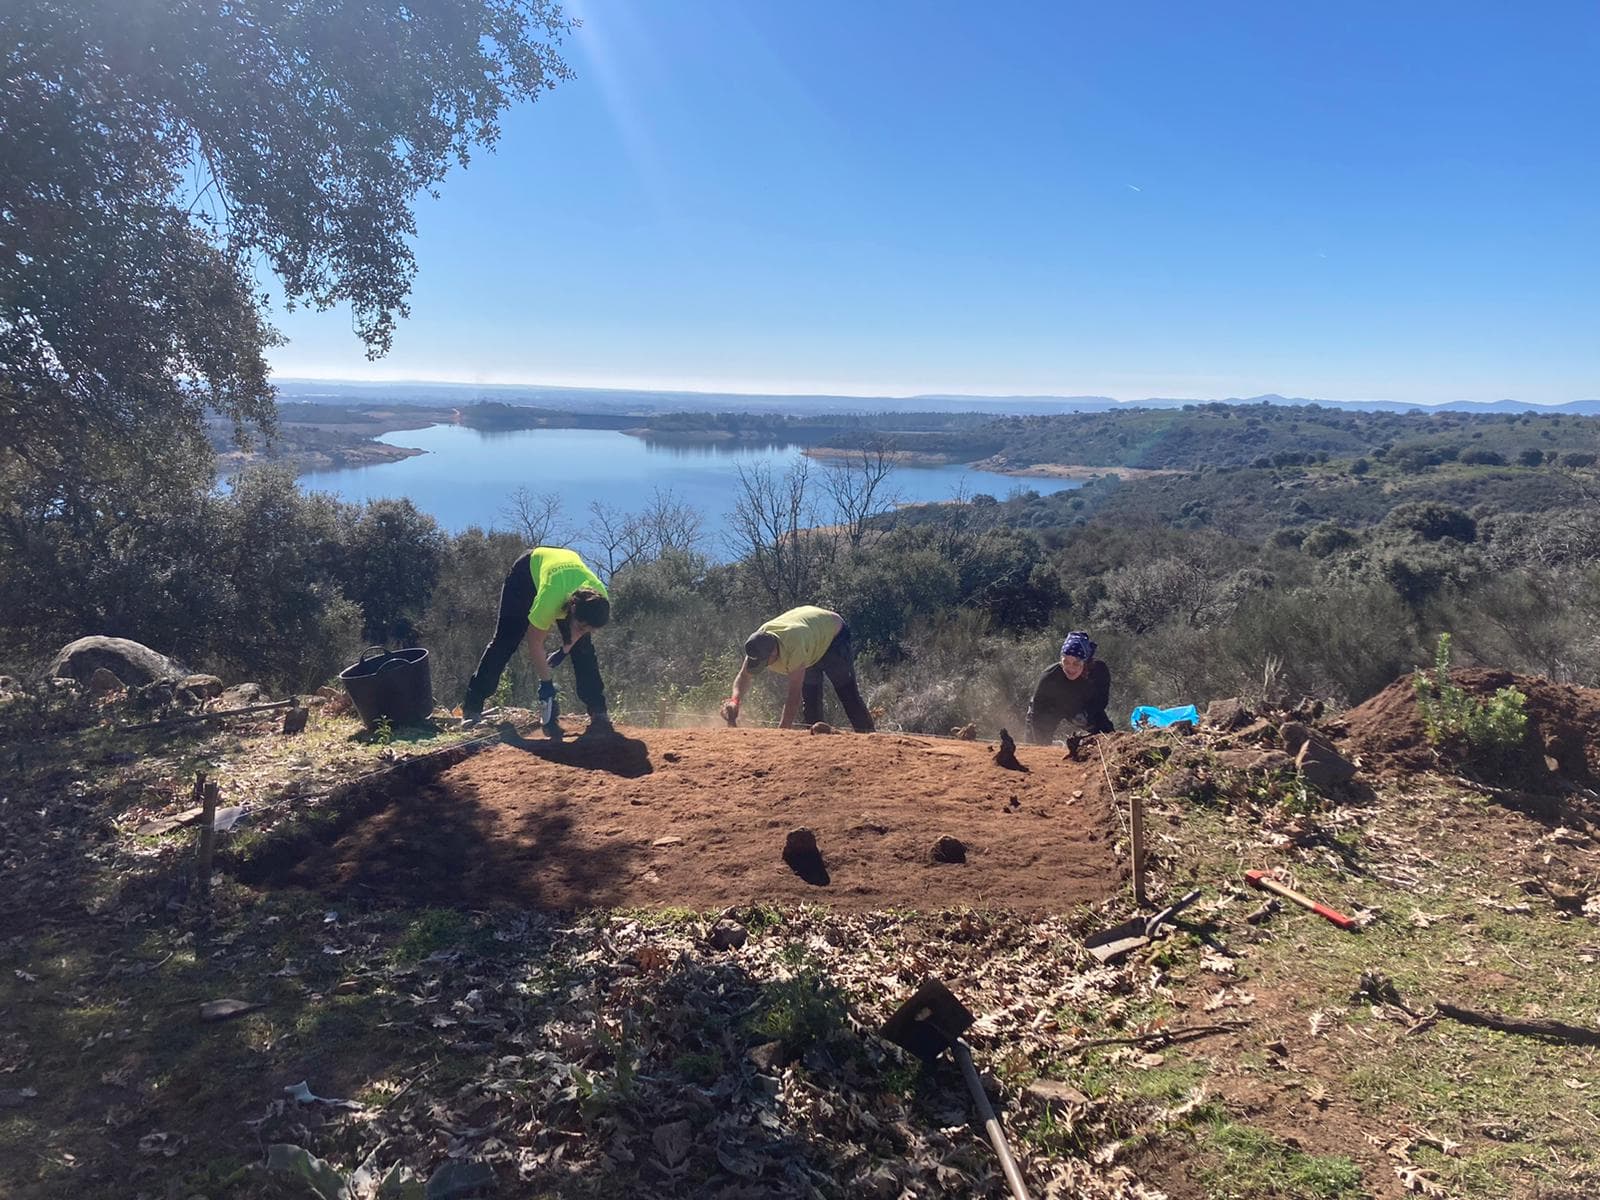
(759, 606, 843, 675)
(526, 547, 607, 630)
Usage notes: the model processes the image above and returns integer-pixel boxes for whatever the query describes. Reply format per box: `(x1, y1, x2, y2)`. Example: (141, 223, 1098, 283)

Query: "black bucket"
(339, 646, 434, 730)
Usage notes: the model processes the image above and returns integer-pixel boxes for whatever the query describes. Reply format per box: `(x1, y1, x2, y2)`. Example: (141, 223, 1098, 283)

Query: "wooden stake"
(196, 776, 219, 900)
(1130, 788, 1148, 907)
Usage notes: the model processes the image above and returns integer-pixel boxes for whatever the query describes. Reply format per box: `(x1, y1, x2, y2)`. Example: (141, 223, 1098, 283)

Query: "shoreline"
(805, 445, 1178, 481)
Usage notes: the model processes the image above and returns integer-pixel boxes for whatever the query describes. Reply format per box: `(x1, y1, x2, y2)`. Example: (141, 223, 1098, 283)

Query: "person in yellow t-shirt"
(722, 605, 875, 732)
(461, 547, 611, 735)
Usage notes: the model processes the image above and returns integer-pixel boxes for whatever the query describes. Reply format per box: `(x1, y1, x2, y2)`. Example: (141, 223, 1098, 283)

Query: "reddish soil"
(252, 725, 1120, 911)
(1342, 667, 1600, 787)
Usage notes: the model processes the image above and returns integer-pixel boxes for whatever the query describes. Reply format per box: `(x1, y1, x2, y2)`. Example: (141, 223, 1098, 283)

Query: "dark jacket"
(1025, 659, 1113, 742)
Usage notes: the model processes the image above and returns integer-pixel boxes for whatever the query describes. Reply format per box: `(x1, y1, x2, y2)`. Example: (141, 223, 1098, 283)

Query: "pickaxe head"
(881, 977, 975, 1064)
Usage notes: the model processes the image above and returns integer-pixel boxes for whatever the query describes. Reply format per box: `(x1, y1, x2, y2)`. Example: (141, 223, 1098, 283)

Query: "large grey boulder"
(45, 637, 186, 688)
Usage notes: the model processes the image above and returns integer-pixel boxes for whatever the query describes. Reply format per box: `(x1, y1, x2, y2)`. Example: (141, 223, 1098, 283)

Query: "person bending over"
(723, 605, 875, 733)
(461, 546, 612, 736)
(1025, 630, 1113, 743)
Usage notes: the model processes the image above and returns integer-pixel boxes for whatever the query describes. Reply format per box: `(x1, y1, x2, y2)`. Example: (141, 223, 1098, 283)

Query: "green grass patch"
(1197, 1118, 1364, 1199)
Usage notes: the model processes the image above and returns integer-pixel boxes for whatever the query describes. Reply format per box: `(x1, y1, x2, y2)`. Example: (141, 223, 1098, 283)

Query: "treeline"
(826, 402, 1600, 473)
(7, 437, 1599, 737)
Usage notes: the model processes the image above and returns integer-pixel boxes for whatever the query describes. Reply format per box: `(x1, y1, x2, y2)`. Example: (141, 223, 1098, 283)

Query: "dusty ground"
(247, 725, 1118, 912)
(4, 670, 1600, 1200)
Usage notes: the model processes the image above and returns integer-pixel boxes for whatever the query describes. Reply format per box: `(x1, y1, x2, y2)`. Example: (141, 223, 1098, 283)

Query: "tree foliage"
(1, 0, 571, 642)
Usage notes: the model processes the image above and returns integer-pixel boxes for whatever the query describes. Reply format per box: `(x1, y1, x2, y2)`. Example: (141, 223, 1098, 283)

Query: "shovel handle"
(1245, 870, 1357, 930)
(953, 1039, 1032, 1200)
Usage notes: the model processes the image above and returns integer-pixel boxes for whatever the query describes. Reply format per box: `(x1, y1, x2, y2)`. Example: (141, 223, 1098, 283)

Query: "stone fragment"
(783, 828, 817, 859)
(219, 682, 265, 707)
(1024, 1079, 1091, 1115)
(651, 835, 683, 847)
(281, 705, 309, 735)
(994, 728, 1025, 771)
(1295, 738, 1358, 792)
(809, 721, 835, 735)
(86, 667, 125, 695)
(709, 918, 748, 950)
(1203, 697, 1252, 731)
(747, 1040, 786, 1071)
(930, 835, 967, 864)
(1278, 721, 1313, 756)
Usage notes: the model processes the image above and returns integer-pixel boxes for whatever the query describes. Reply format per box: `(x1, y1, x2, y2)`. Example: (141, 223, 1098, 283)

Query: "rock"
(930, 835, 967, 864)
(651, 835, 683, 847)
(45, 636, 185, 687)
(809, 721, 835, 735)
(180, 674, 224, 699)
(782, 827, 829, 885)
(994, 727, 1025, 771)
(0, 675, 22, 704)
(1153, 765, 1205, 802)
(1278, 721, 1313, 756)
(424, 1159, 495, 1200)
(1230, 718, 1278, 745)
(1289, 695, 1326, 723)
(218, 682, 265, 707)
(1295, 738, 1358, 792)
(1204, 697, 1253, 731)
(86, 667, 126, 696)
(1024, 1079, 1091, 1115)
(783, 828, 818, 859)
(709, 918, 748, 951)
(747, 1039, 787, 1071)
(133, 679, 178, 710)
(1214, 748, 1297, 776)
(281, 705, 309, 735)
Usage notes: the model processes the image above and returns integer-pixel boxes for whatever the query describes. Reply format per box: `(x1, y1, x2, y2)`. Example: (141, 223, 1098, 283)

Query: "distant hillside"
(274, 377, 1600, 418)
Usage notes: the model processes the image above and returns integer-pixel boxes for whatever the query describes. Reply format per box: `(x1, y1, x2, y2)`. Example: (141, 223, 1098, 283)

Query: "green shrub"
(1413, 634, 1528, 774)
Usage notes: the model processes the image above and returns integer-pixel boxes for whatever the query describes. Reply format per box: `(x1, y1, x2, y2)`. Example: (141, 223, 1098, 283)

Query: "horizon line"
(269, 374, 1596, 410)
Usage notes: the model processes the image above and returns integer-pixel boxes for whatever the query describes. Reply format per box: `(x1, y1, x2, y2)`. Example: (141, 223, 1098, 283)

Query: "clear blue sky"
(266, 1, 1599, 404)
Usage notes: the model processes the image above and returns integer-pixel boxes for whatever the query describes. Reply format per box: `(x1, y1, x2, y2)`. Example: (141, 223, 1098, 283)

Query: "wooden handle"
(953, 1040, 1032, 1200)
(1245, 871, 1357, 930)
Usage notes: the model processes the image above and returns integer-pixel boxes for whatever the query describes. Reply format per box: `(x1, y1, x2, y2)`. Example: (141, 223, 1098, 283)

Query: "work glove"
(546, 646, 566, 669)
(720, 698, 739, 727)
(538, 679, 559, 729)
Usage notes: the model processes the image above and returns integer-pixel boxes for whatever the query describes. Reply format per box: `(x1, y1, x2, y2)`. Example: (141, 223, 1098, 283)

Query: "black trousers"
(801, 624, 875, 732)
(464, 552, 606, 715)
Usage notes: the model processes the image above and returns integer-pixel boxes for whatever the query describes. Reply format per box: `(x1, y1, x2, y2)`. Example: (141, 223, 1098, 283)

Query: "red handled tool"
(1244, 870, 1358, 931)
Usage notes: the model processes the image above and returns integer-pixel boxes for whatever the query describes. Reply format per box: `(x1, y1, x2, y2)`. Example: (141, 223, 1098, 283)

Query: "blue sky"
(266, 1, 1599, 404)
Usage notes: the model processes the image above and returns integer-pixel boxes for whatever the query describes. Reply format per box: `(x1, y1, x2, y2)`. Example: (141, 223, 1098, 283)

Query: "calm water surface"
(301, 425, 1080, 553)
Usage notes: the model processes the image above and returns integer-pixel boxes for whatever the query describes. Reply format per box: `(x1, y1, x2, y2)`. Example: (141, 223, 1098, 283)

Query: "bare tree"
(579, 501, 652, 582)
(820, 438, 901, 548)
(636, 487, 704, 556)
(725, 457, 831, 606)
(499, 487, 569, 546)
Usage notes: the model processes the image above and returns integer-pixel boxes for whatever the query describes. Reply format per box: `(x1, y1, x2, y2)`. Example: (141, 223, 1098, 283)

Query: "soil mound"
(1343, 667, 1600, 787)
(247, 725, 1119, 912)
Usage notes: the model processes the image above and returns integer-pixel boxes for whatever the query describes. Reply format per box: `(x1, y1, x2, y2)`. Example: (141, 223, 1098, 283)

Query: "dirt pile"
(1342, 667, 1600, 786)
(245, 724, 1119, 911)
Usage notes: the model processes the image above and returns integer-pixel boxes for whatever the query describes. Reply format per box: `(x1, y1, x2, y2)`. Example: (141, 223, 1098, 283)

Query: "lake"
(301, 424, 1081, 552)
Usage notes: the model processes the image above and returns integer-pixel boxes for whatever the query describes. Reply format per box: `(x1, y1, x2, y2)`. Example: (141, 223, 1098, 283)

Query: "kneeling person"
(461, 546, 612, 735)
(1026, 630, 1113, 743)
(724, 606, 875, 732)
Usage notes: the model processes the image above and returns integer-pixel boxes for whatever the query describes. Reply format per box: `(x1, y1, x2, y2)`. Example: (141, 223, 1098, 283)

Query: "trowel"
(1084, 888, 1203, 964)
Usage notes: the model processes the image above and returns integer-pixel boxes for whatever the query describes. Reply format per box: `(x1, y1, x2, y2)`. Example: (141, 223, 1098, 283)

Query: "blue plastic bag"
(1129, 703, 1200, 729)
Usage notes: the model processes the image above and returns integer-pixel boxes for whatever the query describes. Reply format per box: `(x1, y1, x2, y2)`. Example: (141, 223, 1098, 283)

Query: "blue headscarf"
(1060, 631, 1097, 662)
